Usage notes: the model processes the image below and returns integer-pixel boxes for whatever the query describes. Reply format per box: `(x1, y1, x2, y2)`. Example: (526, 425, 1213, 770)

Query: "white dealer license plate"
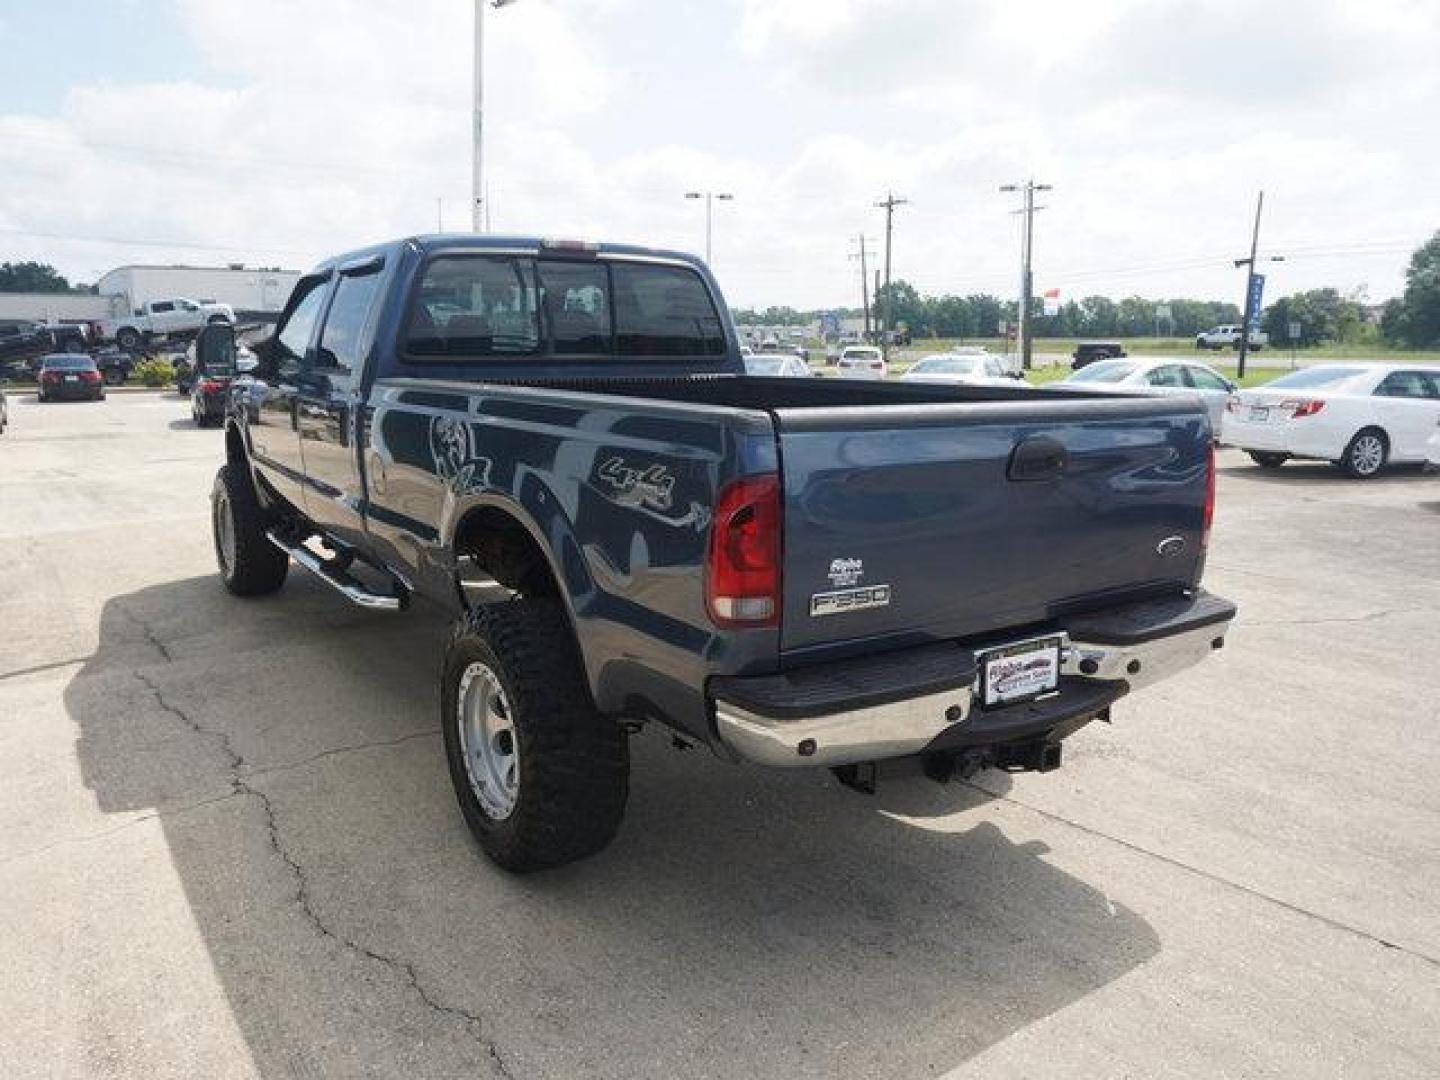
(64, 375, 78, 382)
(1248, 406, 1269, 421)
(978, 635, 1062, 708)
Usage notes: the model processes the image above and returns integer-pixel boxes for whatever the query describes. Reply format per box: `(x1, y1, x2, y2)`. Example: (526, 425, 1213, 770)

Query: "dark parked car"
(92, 349, 137, 386)
(1071, 341, 1128, 369)
(208, 235, 1235, 875)
(0, 379, 9, 434)
(0, 320, 91, 378)
(36, 354, 105, 402)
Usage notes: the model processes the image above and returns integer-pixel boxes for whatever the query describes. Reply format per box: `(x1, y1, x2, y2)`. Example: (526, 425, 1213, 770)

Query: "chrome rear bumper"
(713, 591, 1234, 768)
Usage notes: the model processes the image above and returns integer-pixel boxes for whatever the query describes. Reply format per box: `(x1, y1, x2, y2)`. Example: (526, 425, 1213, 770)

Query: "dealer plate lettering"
(978, 635, 1062, 707)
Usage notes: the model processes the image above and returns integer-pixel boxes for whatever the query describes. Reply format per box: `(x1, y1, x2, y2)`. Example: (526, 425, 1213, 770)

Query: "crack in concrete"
(964, 779, 1440, 972)
(243, 729, 441, 781)
(118, 602, 173, 663)
(1237, 606, 1434, 629)
(126, 656, 512, 1075)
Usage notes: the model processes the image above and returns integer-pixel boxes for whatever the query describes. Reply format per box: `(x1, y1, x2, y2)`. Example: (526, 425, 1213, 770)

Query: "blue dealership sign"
(1247, 274, 1266, 330)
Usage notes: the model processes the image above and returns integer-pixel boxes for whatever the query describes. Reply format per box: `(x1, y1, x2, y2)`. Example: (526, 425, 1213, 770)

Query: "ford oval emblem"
(1156, 535, 1187, 558)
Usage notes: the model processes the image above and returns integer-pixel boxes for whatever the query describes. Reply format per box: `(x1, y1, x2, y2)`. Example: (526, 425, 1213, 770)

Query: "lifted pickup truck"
(211, 235, 1235, 872)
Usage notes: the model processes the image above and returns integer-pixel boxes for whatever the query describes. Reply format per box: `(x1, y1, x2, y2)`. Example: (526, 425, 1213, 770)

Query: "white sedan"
(835, 345, 885, 380)
(744, 353, 814, 378)
(1056, 358, 1237, 429)
(899, 353, 1021, 387)
(1220, 363, 1440, 478)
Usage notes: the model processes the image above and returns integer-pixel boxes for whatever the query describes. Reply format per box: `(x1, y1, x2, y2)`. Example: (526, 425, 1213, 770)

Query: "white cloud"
(0, 0, 1435, 307)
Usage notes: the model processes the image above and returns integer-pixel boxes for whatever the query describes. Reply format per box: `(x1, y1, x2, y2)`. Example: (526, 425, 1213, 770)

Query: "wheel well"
(452, 507, 560, 601)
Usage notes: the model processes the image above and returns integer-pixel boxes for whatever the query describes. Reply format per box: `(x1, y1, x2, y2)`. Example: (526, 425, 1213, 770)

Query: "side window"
(612, 263, 726, 357)
(1375, 371, 1431, 399)
(151, 301, 174, 314)
(275, 280, 329, 367)
(1187, 367, 1230, 392)
(1146, 365, 1186, 387)
(406, 256, 539, 358)
(538, 261, 611, 355)
(317, 270, 382, 375)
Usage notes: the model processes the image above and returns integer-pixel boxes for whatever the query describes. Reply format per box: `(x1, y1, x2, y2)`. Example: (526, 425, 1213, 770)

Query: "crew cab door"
(246, 273, 330, 511)
(1372, 369, 1440, 459)
(295, 255, 384, 546)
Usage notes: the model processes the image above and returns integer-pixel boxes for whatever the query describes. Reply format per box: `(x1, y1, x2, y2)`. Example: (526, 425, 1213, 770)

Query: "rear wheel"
(1248, 451, 1289, 469)
(1339, 428, 1387, 479)
(212, 464, 289, 595)
(103, 367, 124, 386)
(116, 328, 142, 351)
(442, 599, 628, 872)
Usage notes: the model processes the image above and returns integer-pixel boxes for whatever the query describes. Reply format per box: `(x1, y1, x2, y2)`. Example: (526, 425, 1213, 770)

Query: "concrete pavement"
(1, 390, 1438, 1078)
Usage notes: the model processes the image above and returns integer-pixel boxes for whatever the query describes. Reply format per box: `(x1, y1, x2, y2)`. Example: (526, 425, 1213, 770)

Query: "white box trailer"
(96, 265, 301, 320)
(0, 292, 113, 324)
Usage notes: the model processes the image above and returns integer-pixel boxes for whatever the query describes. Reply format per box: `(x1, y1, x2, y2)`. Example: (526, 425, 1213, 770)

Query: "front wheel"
(1249, 451, 1289, 469)
(1339, 429, 1388, 479)
(442, 599, 628, 872)
(116, 328, 142, 351)
(212, 464, 289, 595)
(103, 367, 124, 386)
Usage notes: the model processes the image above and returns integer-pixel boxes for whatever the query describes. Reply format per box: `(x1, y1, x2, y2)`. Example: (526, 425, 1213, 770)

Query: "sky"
(0, 0, 1436, 311)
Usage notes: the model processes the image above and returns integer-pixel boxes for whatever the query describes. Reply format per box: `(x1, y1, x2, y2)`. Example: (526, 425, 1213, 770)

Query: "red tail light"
(42, 371, 59, 382)
(1202, 442, 1216, 548)
(706, 474, 781, 627)
(81, 370, 101, 383)
(200, 379, 225, 394)
(1280, 398, 1325, 418)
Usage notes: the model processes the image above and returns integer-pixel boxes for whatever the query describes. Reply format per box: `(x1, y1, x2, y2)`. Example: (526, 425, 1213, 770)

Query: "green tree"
(1381, 231, 1440, 347)
(1261, 288, 1366, 347)
(0, 261, 74, 293)
(873, 280, 923, 333)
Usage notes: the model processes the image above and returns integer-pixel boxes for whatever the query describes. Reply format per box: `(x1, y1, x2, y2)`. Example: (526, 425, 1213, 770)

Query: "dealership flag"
(1042, 288, 1061, 317)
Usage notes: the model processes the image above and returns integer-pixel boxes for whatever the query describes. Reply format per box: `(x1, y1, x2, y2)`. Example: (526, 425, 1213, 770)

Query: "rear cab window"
(402, 254, 725, 362)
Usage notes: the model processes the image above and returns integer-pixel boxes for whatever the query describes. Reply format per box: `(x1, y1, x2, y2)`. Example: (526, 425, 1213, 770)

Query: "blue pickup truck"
(211, 234, 1235, 871)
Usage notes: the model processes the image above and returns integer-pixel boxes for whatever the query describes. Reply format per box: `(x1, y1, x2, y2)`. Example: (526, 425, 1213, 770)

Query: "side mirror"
(1224, 379, 1238, 392)
(195, 322, 236, 374)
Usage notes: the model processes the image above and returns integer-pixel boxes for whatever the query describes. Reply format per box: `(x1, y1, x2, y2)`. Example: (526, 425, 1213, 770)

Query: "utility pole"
(685, 191, 734, 265)
(849, 235, 875, 340)
(473, 0, 522, 232)
(873, 192, 909, 360)
(1000, 179, 1052, 369)
(1233, 190, 1284, 380)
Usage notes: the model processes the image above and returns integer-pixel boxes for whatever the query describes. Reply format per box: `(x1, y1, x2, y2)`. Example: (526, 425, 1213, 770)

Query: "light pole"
(684, 191, 734, 265)
(1233, 190, 1285, 380)
(873, 192, 909, 360)
(474, 0, 522, 233)
(1000, 179, 1051, 370)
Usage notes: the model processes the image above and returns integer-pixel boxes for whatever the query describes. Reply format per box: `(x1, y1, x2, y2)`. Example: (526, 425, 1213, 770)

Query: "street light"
(684, 191, 734, 266)
(999, 180, 1052, 370)
(473, 0, 523, 232)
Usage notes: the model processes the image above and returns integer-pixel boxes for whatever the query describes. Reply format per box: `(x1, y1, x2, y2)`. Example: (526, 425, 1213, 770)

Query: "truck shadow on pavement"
(69, 575, 1159, 1080)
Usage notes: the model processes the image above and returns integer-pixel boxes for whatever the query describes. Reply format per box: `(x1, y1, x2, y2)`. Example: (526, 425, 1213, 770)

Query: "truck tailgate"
(774, 395, 1211, 656)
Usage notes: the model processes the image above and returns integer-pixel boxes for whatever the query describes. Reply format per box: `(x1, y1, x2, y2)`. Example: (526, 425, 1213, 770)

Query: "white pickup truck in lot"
(99, 297, 235, 351)
(1196, 324, 1267, 351)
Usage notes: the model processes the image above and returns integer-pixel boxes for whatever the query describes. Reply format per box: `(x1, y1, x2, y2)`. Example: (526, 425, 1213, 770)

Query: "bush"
(132, 357, 174, 387)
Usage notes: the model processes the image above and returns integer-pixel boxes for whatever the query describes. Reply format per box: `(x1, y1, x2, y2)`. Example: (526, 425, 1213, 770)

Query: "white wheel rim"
(214, 492, 236, 573)
(457, 661, 519, 820)
(1352, 436, 1383, 475)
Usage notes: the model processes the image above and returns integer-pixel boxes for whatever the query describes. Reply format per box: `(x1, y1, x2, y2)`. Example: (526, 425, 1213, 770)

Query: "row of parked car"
(739, 341, 1440, 480)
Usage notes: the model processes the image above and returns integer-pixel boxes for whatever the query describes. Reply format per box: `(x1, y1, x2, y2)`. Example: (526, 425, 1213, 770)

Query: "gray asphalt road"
(2, 391, 1438, 1079)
